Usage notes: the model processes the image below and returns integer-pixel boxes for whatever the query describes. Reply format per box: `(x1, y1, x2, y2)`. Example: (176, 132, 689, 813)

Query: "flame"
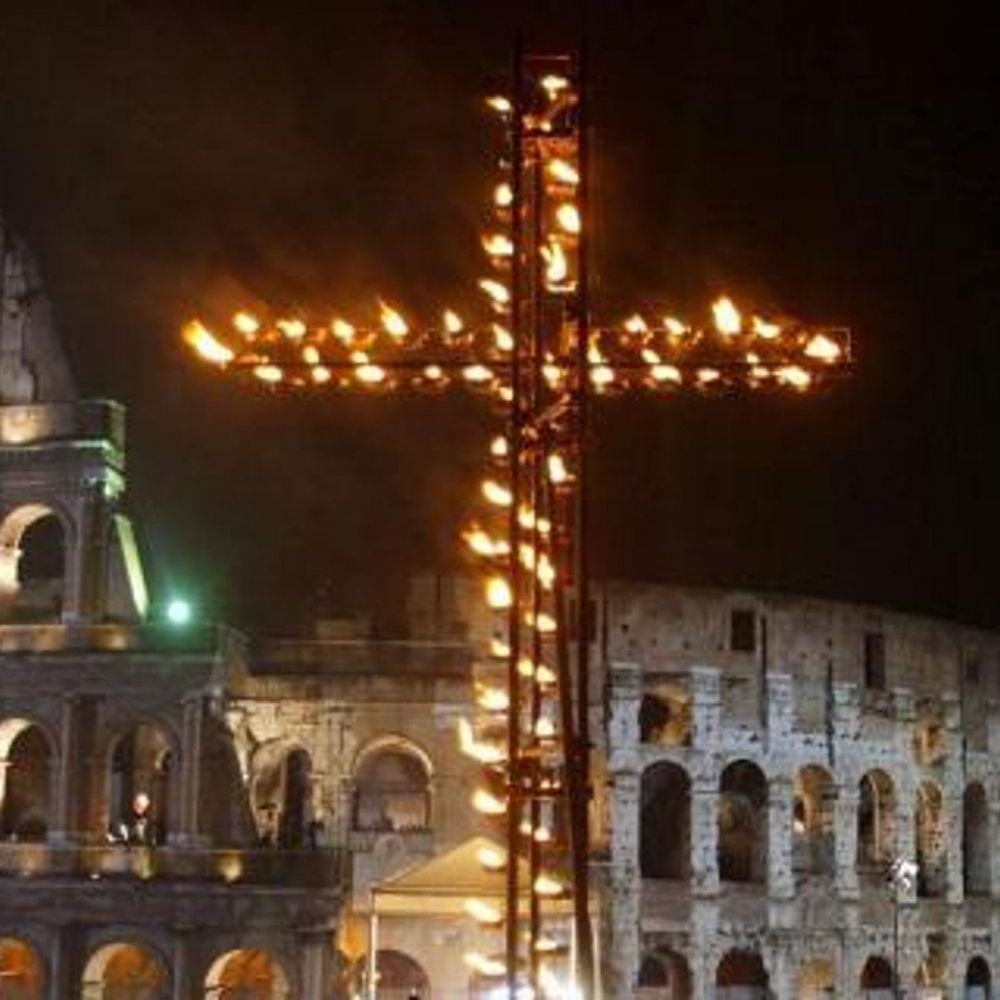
(464, 526, 502, 558)
(752, 316, 781, 339)
(547, 453, 571, 485)
(477, 846, 506, 871)
(464, 952, 506, 977)
(623, 314, 648, 335)
(778, 365, 812, 389)
(472, 789, 507, 815)
(532, 611, 557, 633)
(804, 332, 842, 363)
(477, 685, 510, 711)
(301, 345, 320, 365)
(541, 241, 569, 285)
(464, 898, 502, 925)
(697, 368, 721, 385)
(490, 435, 508, 459)
(478, 279, 510, 308)
(536, 663, 557, 686)
(492, 324, 514, 352)
(533, 874, 565, 897)
(536, 553, 556, 590)
(482, 233, 514, 257)
(355, 363, 386, 384)
(518, 656, 535, 678)
(651, 364, 683, 385)
(494, 182, 513, 208)
(712, 296, 742, 335)
(463, 364, 495, 383)
(184, 321, 234, 365)
(540, 74, 570, 98)
(547, 158, 579, 185)
(311, 366, 331, 385)
(485, 575, 513, 609)
(543, 362, 563, 388)
(482, 480, 513, 506)
(535, 717, 556, 739)
(486, 95, 512, 114)
(641, 348, 660, 364)
(277, 318, 307, 340)
(590, 365, 615, 388)
(253, 364, 283, 383)
(489, 637, 511, 659)
(423, 364, 444, 381)
(232, 311, 260, 336)
(378, 301, 408, 339)
(555, 202, 581, 235)
(663, 316, 689, 336)
(458, 719, 505, 765)
(332, 318, 356, 345)
(442, 309, 464, 335)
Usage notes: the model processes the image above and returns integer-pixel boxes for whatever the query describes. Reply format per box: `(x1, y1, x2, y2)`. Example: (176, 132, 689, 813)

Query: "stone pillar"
(48, 925, 78, 1000)
(51, 696, 80, 843)
(63, 483, 110, 625)
(173, 696, 204, 847)
(689, 945, 714, 1000)
(299, 931, 333, 1000)
(171, 933, 194, 1000)
(605, 769, 641, 995)
(690, 667, 721, 752)
(945, 791, 964, 905)
(895, 784, 918, 905)
(767, 775, 795, 899)
(834, 782, 860, 898)
(690, 776, 719, 896)
(990, 801, 1000, 898)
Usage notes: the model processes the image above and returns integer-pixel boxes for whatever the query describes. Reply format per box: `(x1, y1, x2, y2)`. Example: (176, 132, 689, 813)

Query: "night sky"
(2, 3, 998, 635)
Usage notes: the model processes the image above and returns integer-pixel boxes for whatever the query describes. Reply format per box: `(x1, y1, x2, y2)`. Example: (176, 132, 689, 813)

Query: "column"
(48, 925, 78, 1000)
(51, 696, 81, 843)
(690, 777, 719, 896)
(767, 775, 794, 899)
(606, 769, 640, 995)
(299, 931, 333, 1000)
(173, 696, 204, 847)
(172, 933, 194, 1000)
(990, 801, 1000, 898)
(834, 782, 860, 898)
(945, 792, 964, 905)
(895, 784, 917, 904)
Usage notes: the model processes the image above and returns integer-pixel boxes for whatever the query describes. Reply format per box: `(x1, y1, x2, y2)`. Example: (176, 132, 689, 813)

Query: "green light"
(166, 598, 192, 626)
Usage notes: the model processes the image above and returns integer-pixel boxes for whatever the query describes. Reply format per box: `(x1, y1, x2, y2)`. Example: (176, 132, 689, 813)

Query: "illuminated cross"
(184, 45, 850, 1000)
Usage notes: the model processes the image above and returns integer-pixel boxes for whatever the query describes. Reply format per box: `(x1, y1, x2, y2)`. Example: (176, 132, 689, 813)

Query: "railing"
(0, 841, 343, 889)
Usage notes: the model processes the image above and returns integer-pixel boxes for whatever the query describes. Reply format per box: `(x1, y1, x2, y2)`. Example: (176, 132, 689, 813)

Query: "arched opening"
(860, 956, 894, 999)
(857, 770, 895, 872)
(82, 943, 169, 1000)
(108, 724, 174, 846)
(799, 959, 835, 999)
(967, 957, 991, 1000)
(916, 781, 946, 898)
(718, 760, 768, 884)
(916, 936, 948, 996)
(204, 949, 291, 999)
(251, 744, 314, 848)
(793, 765, 835, 877)
(716, 950, 769, 999)
(0, 937, 45, 999)
(0, 505, 67, 623)
(639, 687, 691, 746)
(964, 783, 990, 897)
(637, 950, 692, 997)
(640, 762, 691, 879)
(353, 745, 430, 832)
(350, 951, 429, 1000)
(0, 719, 52, 841)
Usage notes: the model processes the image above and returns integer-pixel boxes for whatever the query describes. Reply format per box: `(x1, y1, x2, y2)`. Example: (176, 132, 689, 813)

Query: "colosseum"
(2, 212, 998, 998)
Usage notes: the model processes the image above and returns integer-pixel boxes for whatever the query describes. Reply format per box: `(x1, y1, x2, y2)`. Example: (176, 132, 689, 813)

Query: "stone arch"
(82, 941, 170, 1000)
(857, 769, 896, 871)
(718, 759, 768, 884)
(860, 955, 894, 997)
(637, 949, 692, 997)
(353, 737, 432, 832)
(0, 718, 54, 841)
(793, 764, 835, 876)
(0, 936, 45, 999)
(0, 502, 72, 622)
(916, 780, 946, 898)
(106, 721, 178, 846)
(967, 956, 991, 999)
(250, 741, 314, 848)
(640, 761, 691, 879)
(963, 782, 990, 897)
(203, 948, 291, 999)
(716, 949, 769, 998)
(799, 958, 835, 998)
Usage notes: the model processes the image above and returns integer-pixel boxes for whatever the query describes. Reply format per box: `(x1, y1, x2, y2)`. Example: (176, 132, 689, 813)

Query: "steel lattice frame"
(184, 43, 851, 1000)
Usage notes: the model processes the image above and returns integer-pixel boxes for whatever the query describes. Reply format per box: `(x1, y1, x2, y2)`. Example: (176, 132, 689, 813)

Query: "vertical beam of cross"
(183, 42, 851, 1000)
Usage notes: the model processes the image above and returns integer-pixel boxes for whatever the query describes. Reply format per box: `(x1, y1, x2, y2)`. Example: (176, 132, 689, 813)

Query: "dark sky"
(2, 3, 999, 634)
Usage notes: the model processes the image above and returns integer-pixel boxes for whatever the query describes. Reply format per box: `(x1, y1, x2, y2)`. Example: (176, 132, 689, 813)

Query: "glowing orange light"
(493, 182, 513, 208)
(277, 318, 306, 340)
(663, 316, 689, 336)
(355, 363, 386, 384)
(482, 233, 514, 257)
(479, 279, 511, 308)
(485, 575, 513, 609)
(804, 332, 842, 363)
(184, 321, 234, 365)
(463, 364, 494, 384)
(712, 296, 741, 335)
(378, 301, 408, 340)
(752, 316, 781, 339)
(332, 318, 356, 345)
(232, 311, 260, 336)
(472, 789, 506, 816)
(623, 314, 648, 335)
(443, 309, 464, 335)
(778, 365, 812, 389)
(482, 480, 512, 506)
(302, 345, 320, 365)
(486, 95, 512, 114)
(253, 364, 283, 383)
(555, 202, 581, 235)
(547, 158, 579, 185)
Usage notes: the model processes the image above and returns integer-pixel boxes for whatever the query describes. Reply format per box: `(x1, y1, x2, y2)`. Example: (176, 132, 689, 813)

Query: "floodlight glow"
(166, 598, 192, 626)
